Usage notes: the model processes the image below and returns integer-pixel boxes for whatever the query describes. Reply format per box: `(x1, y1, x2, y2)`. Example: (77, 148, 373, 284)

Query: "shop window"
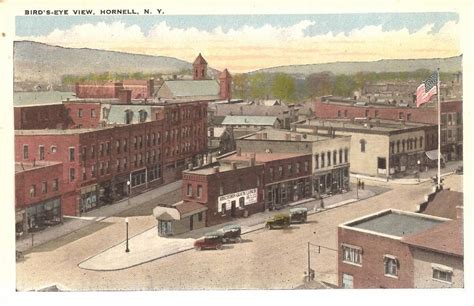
(384, 255, 399, 277)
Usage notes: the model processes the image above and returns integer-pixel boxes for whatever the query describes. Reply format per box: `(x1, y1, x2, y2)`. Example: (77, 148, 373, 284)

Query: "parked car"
(290, 207, 308, 223)
(265, 213, 291, 229)
(217, 224, 242, 243)
(194, 233, 223, 251)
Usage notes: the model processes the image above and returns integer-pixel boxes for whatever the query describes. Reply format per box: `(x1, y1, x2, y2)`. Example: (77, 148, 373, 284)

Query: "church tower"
(193, 53, 208, 80)
(219, 68, 232, 101)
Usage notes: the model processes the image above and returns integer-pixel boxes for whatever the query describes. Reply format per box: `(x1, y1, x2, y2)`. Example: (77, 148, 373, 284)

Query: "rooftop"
(297, 118, 430, 133)
(15, 161, 62, 173)
(14, 91, 75, 106)
(241, 128, 329, 142)
(402, 219, 463, 257)
(221, 152, 309, 163)
(15, 126, 114, 135)
(221, 116, 279, 126)
(161, 80, 220, 98)
(422, 190, 463, 220)
(343, 209, 448, 238)
(183, 162, 259, 175)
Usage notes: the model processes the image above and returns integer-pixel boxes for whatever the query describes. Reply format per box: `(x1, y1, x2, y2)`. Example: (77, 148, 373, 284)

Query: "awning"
(153, 206, 180, 221)
(425, 150, 445, 161)
(431, 263, 453, 273)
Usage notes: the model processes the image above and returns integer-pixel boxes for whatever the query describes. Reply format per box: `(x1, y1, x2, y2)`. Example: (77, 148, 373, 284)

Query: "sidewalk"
(352, 160, 462, 185)
(16, 181, 182, 252)
(78, 187, 379, 271)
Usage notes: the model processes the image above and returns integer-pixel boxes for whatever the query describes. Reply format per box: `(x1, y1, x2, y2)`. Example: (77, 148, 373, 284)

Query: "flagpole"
(437, 68, 441, 189)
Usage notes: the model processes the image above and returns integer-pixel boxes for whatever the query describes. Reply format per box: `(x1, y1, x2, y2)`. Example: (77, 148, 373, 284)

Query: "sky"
(15, 13, 461, 73)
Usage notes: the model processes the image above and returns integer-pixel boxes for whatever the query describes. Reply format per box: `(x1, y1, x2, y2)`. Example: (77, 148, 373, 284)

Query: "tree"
(305, 72, 334, 98)
(249, 73, 270, 100)
(271, 73, 295, 102)
(232, 73, 249, 100)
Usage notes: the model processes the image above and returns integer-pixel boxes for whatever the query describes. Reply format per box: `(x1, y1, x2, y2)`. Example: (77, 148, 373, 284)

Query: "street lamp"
(125, 217, 130, 253)
(127, 180, 131, 205)
(356, 178, 360, 200)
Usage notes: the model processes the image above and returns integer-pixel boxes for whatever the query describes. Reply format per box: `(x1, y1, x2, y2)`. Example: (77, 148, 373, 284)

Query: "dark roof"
(402, 219, 463, 257)
(175, 201, 207, 215)
(193, 53, 208, 65)
(422, 190, 463, 219)
(347, 210, 445, 237)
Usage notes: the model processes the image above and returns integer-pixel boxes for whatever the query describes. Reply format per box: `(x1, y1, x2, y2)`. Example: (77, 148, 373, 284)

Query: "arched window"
(138, 110, 148, 123)
(327, 151, 331, 166)
(124, 110, 133, 124)
(360, 139, 366, 153)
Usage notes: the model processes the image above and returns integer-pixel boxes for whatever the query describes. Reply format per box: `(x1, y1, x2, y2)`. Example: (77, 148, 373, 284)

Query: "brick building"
(338, 209, 463, 289)
(314, 99, 462, 160)
(15, 161, 63, 235)
(14, 104, 70, 130)
(236, 129, 351, 197)
(182, 161, 265, 226)
(75, 79, 154, 100)
(295, 118, 437, 178)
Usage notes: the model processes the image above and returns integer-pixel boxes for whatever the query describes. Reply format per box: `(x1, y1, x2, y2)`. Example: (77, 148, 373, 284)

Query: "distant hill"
(13, 41, 219, 89)
(251, 56, 462, 76)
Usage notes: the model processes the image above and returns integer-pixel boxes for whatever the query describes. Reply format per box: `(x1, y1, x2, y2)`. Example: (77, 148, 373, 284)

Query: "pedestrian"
(320, 198, 325, 209)
(357, 180, 361, 189)
(361, 181, 365, 190)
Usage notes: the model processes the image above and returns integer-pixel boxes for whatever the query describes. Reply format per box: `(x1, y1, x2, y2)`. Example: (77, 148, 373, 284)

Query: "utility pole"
(307, 242, 311, 282)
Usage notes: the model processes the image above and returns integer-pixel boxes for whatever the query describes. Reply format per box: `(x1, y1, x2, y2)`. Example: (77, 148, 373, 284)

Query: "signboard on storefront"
(217, 188, 258, 212)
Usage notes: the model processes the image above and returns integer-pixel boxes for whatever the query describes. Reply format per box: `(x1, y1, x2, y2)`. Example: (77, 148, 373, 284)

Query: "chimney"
(231, 162, 238, 170)
(285, 133, 291, 141)
(213, 166, 220, 173)
(262, 132, 267, 139)
(236, 147, 242, 156)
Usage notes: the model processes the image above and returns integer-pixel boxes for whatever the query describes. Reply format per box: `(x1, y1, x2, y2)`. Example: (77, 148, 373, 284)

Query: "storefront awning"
(425, 150, 445, 161)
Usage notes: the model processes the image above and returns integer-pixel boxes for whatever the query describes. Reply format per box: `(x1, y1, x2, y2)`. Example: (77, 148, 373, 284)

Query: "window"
(51, 146, 57, 153)
(402, 139, 406, 152)
(39, 145, 45, 160)
(365, 110, 369, 117)
(390, 142, 395, 154)
(397, 140, 400, 153)
(239, 197, 245, 208)
(344, 110, 348, 118)
(219, 184, 224, 196)
(269, 167, 274, 180)
(29, 185, 36, 198)
(221, 203, 226, 214)
(91, 145, 95, 158)
(375, 110, 379, 118)
(296, 162, 301, 174)
(399, 112, 404, 120)
(116, 140, 121, 154)
(407, 113, 412, 121)
(42, 181, 47, 194)
(82, 167, 87, 180)
(339, 149, 343, 164)
(333, 150, 337, 165)
(360, 139, 366, 153)
(106, 142, 111, 155)
(91, 164, 96, 177)
(287, 164, 292, 175)
(344, 148, 349, 163)
(78, 108, 83, 118)
(384, 256, 399, 277)
(52, 178, 59, 191)
(419, 137, 424, 148)
(187, 184, 193, 196)
(337, 110, 341, 117)
(304, 161, 309, 172)
(198, 212, 203, 222)
(23, 145, 29, 159)
(69, 168, 76, 182)
(342, 244, 362, 265)
(91, 109, 96, 118)
(321, 153, 325, 168)
(432, 264, 453, 283)
(139, 110, 148, 122)
(197, 185, 203, 198)
(278, 165, 283, 177)
(69, 147, 75, 161)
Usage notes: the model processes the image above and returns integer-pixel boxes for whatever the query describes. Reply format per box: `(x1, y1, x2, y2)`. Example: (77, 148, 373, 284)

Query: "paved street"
(15, 174, 461, 291)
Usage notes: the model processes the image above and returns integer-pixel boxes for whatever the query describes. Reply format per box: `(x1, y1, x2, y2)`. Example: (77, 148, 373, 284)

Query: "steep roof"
(221, 115, 279, 126)
(219, 68, 232, 79)
(402, 219, 463, 257)
(422, 190, 463, 219)
(162, 80, 219, 98)
(193, 53, 208, 65)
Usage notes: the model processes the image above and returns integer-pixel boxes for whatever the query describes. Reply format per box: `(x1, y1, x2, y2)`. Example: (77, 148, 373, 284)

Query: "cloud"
(17, 20, 460, 72)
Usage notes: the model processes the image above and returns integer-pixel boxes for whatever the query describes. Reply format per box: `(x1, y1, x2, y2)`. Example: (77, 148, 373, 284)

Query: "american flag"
(416, 72, 438, 107)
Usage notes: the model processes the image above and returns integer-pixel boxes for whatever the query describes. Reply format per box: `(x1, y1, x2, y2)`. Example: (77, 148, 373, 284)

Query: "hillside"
(14, 41, 216, 88)
(251, 56, 462, 76)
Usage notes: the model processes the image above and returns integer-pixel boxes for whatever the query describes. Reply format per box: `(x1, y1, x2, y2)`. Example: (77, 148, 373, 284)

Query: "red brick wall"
(14, 104, 69, 130)
(64, 102, 102, 128)
(182, 164, 265, 226)
(262, 155, 312, 185)
(15, 163, 63, 209)
(338, 226, 414, 288)
(314, 100, 462, 124)
(75, 82, 123, 99)
(123, 79, 154, 99)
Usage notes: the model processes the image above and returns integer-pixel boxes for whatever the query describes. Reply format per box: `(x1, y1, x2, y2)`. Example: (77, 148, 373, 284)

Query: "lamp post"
(417, 160, 421, 182)
(125, 217, 130, 253)
(127, 180, 131, 205)
(356, 178, 360, 200)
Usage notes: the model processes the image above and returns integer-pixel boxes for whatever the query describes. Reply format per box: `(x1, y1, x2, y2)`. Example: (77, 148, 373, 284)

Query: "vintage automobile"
(265, 213, 291, 229)
(290, 207, 308, 223)
(217, 224, 242, 243)
(194, 233, 223, 251)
